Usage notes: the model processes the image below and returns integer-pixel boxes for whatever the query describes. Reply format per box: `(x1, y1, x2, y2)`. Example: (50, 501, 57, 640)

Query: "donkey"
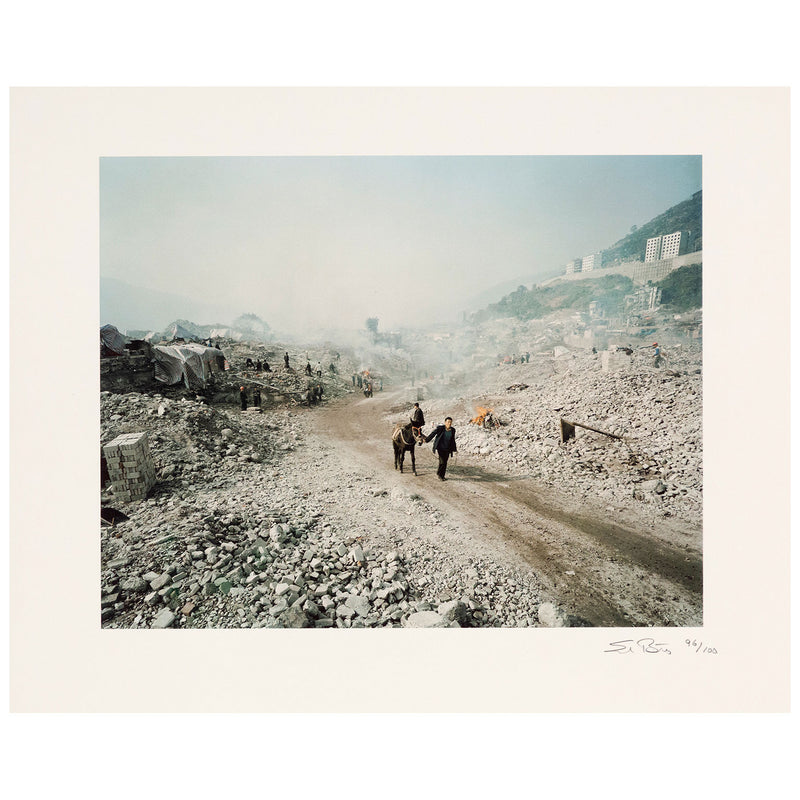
(392, 422, 425, 475)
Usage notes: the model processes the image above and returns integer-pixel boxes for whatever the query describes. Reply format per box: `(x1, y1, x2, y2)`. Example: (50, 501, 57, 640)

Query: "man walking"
(410, 402, 425, 433)
(426, 416, 458, 481)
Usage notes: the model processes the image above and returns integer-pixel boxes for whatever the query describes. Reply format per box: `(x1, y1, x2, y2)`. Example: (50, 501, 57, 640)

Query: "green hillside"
(603, 190, 702, 265)
(657, 264, 702, 311)
(471, 189, 703, 323)
(471, 273, 635, 323)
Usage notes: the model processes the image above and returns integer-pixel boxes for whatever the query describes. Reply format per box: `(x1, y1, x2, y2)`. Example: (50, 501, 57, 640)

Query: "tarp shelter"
(152, 344, 227, 389)
(100, 324, 127, 357)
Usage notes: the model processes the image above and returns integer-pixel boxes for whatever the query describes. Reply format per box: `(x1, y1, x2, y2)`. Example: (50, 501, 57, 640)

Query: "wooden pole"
(560, 417, 623, 442)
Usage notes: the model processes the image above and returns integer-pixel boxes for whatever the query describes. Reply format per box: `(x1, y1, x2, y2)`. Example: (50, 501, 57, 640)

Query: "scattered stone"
(152, 608, 176, 629)
(437, 600, 467, 625)
(403, 611, 449, 628)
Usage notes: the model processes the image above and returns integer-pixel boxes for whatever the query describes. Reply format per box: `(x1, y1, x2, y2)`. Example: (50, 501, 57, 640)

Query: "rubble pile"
(419, 345, 702, 525)
(101, 392, 554, 628)
(102, 507, 549, 629)
(101, 392, 283, 487)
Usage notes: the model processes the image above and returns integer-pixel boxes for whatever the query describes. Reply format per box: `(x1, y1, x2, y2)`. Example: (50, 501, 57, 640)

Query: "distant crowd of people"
(498, 352, 531, 365)
(351, 370, 382, 397)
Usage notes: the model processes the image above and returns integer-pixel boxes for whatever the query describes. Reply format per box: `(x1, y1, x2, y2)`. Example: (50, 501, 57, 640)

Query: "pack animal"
(392, 422, 425, 475)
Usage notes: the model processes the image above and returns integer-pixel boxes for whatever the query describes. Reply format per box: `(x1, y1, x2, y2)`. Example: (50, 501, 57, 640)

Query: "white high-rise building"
(661, 231, 685, 259)
(645, 236, 662, 262)
(581, 252, 603, 272)
(565, 258, 582, 274)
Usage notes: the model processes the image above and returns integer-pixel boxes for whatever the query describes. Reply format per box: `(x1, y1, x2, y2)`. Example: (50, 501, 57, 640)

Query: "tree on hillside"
(365, 317, 379, 335)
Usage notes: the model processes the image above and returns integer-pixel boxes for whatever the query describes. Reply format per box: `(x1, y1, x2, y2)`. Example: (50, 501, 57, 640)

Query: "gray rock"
(121, 577, 149, 593)
(281, 607, 312, 628)
(349, 545, 365, 564)
(270, 598, 289, 615)
(402, 611, 449, 628)
(150, 573, 172, 591)
(345, 594, 371, 617)
(269, 525, 287, 544)
(151, 608, 176, 629)
(437, 600, 468, 625)
(303, 599, 322, 618)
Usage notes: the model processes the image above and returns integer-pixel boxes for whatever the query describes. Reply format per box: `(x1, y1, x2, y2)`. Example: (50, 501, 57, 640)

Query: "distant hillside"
(471, 273, 635, 323)
(100, 277, 239, 333)
(470, 190, 703, 323)
(602, 190, 702, 265)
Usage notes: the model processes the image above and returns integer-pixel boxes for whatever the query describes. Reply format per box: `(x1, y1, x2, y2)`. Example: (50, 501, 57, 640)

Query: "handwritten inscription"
(685, 639, 718, 654)
(605, 638, 672, 655)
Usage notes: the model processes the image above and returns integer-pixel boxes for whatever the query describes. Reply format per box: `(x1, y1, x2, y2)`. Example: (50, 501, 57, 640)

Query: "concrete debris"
(424, 345, 702, 527)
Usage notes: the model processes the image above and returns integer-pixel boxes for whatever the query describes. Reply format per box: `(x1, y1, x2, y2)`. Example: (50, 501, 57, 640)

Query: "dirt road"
(314, 388, 702, 627)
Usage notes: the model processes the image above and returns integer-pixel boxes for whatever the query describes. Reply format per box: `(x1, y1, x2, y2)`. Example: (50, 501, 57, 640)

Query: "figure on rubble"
(245, 357, 254, 369)
(653, 342, 663, 368)
(410, 402, 425, 435)
(263, 361, 271, 372)
(425, 417, 458, 481)
(305, 361, 313, 376)
(253, 388, 261, 409)
(256, 359, 262, 371)
(239, 386, 248, 411)
(284, 352, 290, 368)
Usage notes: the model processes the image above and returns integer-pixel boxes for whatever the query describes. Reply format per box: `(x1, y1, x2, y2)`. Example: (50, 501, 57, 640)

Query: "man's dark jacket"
(426, 424, 457, 455)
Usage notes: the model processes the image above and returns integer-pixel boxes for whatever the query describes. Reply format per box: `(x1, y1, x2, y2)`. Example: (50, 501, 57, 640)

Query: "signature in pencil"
(605, 638, 672, 655)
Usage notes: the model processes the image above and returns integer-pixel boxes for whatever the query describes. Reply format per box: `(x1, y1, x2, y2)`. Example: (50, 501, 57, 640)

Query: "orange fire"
(470, 406, 493, 425)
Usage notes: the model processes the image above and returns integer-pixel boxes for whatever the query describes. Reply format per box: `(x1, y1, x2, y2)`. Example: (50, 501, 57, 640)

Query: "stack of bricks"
(102, 432, 157, 502)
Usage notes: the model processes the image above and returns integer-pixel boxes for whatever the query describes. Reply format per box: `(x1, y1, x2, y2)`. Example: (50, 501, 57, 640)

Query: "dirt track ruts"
(315, 389, 703, 627)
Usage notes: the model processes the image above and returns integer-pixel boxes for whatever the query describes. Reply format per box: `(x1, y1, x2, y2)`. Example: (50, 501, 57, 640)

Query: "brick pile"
(103, 432, 157, 502)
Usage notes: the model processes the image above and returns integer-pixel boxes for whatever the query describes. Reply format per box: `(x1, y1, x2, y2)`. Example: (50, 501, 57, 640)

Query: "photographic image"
(99, 154, 703, 631)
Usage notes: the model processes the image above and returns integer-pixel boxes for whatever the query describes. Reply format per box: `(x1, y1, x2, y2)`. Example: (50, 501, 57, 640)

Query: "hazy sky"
(100, 155, 701, 335)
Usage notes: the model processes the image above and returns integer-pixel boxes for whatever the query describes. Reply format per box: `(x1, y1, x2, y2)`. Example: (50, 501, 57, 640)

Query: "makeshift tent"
(100, 324, 128, 357)
(152, 344, 227, 389)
